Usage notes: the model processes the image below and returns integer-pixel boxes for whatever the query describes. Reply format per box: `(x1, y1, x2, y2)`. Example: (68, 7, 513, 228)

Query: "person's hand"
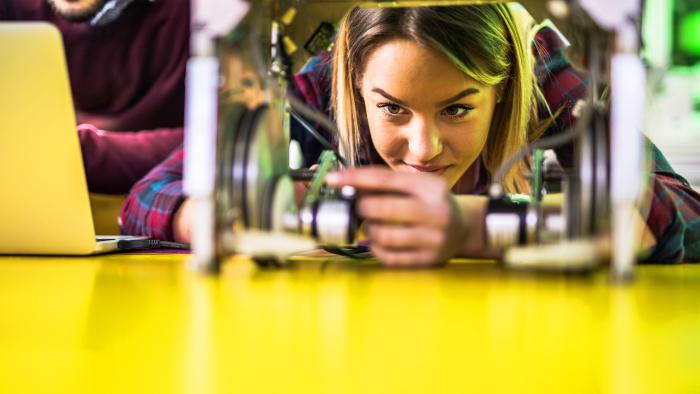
(325, 167, 466, 266)
(173, 197, 193, 244)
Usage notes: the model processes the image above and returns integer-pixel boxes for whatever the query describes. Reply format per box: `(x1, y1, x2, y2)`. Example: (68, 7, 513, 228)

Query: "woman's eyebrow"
(371, 88, 408, 106)
(435, 88, 480, 107)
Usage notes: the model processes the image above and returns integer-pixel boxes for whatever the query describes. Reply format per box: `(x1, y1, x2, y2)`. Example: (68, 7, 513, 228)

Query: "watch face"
(89, 0, 137, 27)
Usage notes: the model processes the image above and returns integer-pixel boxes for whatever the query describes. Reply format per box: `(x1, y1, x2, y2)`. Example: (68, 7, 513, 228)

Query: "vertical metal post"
(184, 0, 250, 273)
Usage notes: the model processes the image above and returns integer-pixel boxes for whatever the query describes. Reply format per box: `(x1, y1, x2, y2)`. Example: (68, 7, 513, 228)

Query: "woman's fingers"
(357, 195, 450, 227)
(323, 167, 465, 266)
(369, 244, 443, 267)
(325, 167, 447, 204)
(365, 223, 446, 249)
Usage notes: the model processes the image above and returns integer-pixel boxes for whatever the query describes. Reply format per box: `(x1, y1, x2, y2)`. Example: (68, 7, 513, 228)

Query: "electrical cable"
(117, 239, 191, 250)
(287, 107, 348, 167)
(489, 125, 582, 197)
(322, 245, 371, 259)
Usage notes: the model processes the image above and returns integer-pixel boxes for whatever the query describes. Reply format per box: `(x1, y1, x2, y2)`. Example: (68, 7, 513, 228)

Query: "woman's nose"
(406, 117, 442, 163)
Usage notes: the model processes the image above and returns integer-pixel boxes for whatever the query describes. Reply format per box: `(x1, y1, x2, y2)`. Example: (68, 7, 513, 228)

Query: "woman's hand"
(173, 197, 193, 244)
(325, 167, 467, 266)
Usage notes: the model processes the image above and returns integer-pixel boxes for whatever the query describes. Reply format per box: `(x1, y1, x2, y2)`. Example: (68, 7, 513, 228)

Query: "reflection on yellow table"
(0, 254, 698, 393)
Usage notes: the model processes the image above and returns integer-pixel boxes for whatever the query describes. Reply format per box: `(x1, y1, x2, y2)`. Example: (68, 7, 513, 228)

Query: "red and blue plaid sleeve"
(535, 26, 587, 169)
(119, 145, 185, 241)
(644, 146, 700, 262)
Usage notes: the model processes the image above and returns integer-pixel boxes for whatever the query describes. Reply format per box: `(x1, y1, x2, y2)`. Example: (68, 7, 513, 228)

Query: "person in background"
(0, 0, 189, 194)
(120, 4, 700, 264)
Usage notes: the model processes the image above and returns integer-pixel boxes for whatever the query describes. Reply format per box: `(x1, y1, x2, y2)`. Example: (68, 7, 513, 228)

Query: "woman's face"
(360, 39, 498, 189)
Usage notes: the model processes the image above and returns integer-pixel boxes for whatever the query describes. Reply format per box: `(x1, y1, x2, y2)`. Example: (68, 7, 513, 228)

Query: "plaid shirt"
(120, 27, 700, 262)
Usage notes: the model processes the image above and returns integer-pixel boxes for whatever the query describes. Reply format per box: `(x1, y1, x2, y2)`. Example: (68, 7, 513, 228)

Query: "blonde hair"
(331, 4, 551, 193)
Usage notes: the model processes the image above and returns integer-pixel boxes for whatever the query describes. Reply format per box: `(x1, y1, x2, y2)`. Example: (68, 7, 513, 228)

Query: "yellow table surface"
(0, 253, 698, 393)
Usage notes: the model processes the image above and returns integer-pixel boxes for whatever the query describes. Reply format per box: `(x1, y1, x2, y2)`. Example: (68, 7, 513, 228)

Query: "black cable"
(288, 108, 348, 167)
(490, 125, 582, 197)
(270, 21, 349, 168)
(322, 245, 371, 259)
(159, 241, 191, 250)
(117, 239, 191, 250)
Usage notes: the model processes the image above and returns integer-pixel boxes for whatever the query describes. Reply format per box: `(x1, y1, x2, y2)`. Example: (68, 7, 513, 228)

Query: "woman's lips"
(403, 162, 451, 175)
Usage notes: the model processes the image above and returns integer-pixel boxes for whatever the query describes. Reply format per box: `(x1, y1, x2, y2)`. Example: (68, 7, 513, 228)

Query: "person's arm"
(78, 124, 183, 194)
(119, 145, 186, 241)
(642, 145, 700, 262)
(533, 25, 587, 169)
(0, 1, 15, 19)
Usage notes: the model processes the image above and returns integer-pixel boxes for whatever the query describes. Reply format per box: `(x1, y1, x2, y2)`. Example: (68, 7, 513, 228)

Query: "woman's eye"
(386, 104, 401, 114)
(441, 104, 473, 119)
(377, 103, 407, 116)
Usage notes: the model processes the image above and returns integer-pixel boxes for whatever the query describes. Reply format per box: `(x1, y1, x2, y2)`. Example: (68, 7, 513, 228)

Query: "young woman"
(120, 4, 700, 265)
(325, 4, 552, 265)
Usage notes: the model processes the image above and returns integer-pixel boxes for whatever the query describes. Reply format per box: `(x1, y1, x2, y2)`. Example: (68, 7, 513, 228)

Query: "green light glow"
(679, 11, 700, 56)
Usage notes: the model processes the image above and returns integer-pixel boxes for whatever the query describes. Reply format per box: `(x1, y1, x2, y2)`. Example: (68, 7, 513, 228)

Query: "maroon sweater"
(1, 0, 188, 193)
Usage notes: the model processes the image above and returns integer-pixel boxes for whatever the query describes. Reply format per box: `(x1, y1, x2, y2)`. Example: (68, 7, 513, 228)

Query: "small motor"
(214, 101, 359, 267)
(294, 152, 359, 247)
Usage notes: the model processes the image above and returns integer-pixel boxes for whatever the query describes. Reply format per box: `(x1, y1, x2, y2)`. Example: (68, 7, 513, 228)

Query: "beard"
(47, 0, 109, 23)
